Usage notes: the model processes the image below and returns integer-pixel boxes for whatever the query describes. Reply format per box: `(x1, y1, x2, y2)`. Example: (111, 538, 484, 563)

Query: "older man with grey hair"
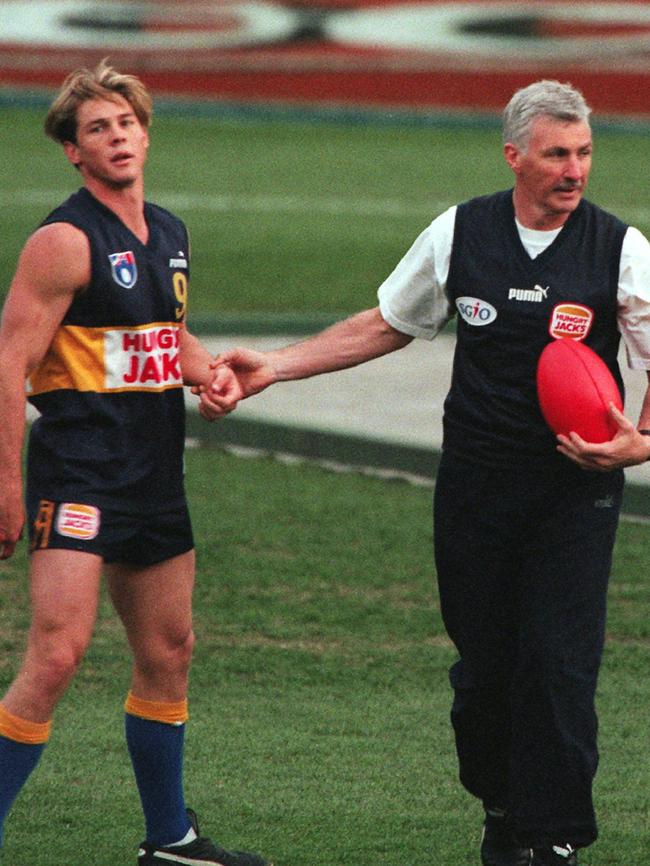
(207, 80, 650, 865)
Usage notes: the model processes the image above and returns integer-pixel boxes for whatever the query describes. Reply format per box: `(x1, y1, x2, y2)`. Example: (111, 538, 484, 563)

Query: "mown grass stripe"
(3, 188, 650, 227)
(184, 413, 650, 517)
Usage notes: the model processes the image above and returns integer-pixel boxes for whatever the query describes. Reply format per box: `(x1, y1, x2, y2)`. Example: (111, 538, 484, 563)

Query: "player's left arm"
(178, 326, 242, 419)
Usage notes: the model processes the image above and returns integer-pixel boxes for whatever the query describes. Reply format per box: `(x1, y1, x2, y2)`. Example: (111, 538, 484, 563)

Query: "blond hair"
(44, 59, 153, 144)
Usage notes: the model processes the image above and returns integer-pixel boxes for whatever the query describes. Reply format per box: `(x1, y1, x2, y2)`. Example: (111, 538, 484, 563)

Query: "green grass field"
(1, 103, 650, 321)
(0, 100, 649, 864)
(0, 449, 648, 865)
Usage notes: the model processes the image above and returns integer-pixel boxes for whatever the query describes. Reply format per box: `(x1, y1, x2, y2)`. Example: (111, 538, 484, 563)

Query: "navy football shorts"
(26, 496, 194, 566)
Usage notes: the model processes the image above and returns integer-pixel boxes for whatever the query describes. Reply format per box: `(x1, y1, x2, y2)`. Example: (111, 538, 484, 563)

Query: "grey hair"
(502, 80, 591, 151)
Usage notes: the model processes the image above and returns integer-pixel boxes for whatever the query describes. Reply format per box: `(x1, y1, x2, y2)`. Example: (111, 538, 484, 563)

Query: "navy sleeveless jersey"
(27, 188, 190, 513)
(443, 190, 627, 466)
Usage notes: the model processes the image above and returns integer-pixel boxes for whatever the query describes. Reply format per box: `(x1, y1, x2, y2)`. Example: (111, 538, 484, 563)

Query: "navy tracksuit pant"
(433, 451, 624, 849)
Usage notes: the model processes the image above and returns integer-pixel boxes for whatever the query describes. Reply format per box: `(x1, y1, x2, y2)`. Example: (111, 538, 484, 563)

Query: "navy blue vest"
(27, 188, 190, 513)
(443, 190, 627, 466)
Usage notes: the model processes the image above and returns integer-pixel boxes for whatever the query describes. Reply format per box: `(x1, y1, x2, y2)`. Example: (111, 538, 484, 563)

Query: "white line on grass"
(214, 442, 650, 519)
(0, 188, 447, 218)
(5, 188, 650, 225)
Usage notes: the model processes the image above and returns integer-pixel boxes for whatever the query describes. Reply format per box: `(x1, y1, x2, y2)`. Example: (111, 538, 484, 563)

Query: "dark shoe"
(138, 808, 272, 866)
(530, 844, 578, 865)
(480, 809, 532, 866)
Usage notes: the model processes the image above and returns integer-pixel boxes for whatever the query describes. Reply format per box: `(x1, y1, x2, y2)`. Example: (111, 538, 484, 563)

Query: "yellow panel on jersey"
(27, 322, 184, 396)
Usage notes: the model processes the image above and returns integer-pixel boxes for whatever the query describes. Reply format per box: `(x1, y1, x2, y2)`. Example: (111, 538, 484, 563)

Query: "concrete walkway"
(196, 332, 650, 488)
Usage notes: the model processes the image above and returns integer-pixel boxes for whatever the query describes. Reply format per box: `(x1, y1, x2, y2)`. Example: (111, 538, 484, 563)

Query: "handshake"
(192, 347, 279, 421)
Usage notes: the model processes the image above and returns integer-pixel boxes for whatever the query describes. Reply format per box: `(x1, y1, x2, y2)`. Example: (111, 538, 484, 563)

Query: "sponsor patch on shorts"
(56, 503, 101, 540)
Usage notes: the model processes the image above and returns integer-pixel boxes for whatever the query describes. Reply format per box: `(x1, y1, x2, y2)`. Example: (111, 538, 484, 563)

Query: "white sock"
(167, 826, 198, 847)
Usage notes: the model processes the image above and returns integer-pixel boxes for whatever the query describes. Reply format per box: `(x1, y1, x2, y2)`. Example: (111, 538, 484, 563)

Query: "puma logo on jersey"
(508, 284, 549, 302)
(169, 251, 188, 268)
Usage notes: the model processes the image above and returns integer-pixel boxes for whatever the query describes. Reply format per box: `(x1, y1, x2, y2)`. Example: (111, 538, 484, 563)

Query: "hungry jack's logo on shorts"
(549, 303, 593, 341)
(56, 504, 101, 540)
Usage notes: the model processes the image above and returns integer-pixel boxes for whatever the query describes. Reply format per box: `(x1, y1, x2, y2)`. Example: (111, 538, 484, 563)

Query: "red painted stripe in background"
(2, 60, 648, 119)
(1, 1, 649, 118)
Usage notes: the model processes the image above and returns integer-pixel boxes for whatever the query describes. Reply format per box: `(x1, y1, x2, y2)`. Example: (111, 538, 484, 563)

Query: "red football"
(536, 339, 623, 443)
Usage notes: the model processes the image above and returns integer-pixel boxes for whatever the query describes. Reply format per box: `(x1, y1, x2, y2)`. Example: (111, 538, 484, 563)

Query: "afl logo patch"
(56, 503, 101, 541)
(109, 250, 138, 289)
(549, 303, 594, 341)
(456, 296, 497, 327)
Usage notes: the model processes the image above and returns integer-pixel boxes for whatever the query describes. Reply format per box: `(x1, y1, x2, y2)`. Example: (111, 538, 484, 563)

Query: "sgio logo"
(456, 296, 497, 327)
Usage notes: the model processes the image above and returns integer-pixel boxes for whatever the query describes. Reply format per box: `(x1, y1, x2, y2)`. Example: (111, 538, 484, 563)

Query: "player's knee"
(171, 627, 195, 672)
(32, 637, 88, 696)
(141, 627, 195, 679)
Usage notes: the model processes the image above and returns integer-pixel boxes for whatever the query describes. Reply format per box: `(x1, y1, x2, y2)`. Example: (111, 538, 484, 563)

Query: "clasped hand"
(191, 362, 243, 421)
(192, 348, 277, 421)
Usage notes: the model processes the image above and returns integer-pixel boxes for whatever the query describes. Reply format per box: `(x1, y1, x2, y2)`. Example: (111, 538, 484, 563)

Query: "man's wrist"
(638, 429, 650, 461)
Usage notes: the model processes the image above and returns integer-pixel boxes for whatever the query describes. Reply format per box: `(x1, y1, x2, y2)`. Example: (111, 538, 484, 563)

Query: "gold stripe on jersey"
(28, 323, 183, 396)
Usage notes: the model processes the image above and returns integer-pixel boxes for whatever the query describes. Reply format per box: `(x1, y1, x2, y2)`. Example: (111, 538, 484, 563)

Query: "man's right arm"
(199, 210, 454, 415)
(208, 307, 413, 403)
(0, 223, 89, 559)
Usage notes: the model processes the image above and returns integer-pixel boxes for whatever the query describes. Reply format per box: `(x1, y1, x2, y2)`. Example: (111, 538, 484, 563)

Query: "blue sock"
(125, 713, 191, 846)
(0, 736, 46, 846)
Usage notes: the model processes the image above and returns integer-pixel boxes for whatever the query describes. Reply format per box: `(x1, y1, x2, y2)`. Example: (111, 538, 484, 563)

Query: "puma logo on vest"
(508, 284, 549, 302)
